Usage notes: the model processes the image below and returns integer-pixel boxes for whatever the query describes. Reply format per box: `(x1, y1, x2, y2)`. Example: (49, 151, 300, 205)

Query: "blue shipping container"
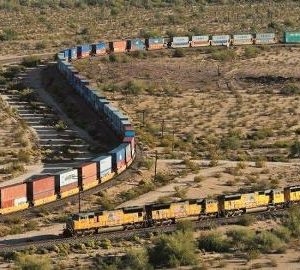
(68, 48, 77, 60)
(129, 38, 145, 50)
(109, 144, 126, 169)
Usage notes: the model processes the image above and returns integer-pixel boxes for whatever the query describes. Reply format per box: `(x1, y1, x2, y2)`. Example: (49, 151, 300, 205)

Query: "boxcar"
(27, 175, 56, 206)
(0, 182, 29, 214)
(55, 168, 79, 198)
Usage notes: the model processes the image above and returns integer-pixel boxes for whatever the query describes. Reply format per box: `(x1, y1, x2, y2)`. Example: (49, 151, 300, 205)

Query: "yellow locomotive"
(64, 185, 300, 236)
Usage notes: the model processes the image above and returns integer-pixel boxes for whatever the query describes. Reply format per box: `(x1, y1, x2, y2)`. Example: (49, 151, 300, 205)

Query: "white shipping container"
(58, 169, 78, 187)
(172, 36, 189, 43)
(93, 156, 112, 172)
(233, 34, 253, 40)
(192, 35, 209, 41)
(256, 33, 275, 39)
(14, 197, 27, 206)
(212, 35, 230, 41)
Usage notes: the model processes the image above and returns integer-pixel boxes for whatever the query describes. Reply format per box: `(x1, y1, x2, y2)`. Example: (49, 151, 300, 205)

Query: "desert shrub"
(280, 84, 300, 96)
(255, 231, 284, 253)
(237, 215, 255, 226)
(97, 195, 116, 210)
(284, 206, 300, 237)
(124, 80, 146, 95)
(15, 254, 52, 270)
(194, 175, 204, 182)
(211, 49, 236, 61)
(100, 239, 112, 249)
(18, 149, 31, 163)
(149, 230, 197, 267)
(155, 172, 173, 185)
(176, 220, 194, 232)
(272, 226, 291, 243)
(22, 56, 41, 67)
(244, 46, 260, 58)
(139, 158, 153, 170)
(0, 28, 18, 41)
(122, 248, 152, 270)
(24, 220, 39, 231)
(198, 232, 231, 253)
(220, 135, 241, 150)
(289, 140, 300, 158)
(173, 48, 185, 58)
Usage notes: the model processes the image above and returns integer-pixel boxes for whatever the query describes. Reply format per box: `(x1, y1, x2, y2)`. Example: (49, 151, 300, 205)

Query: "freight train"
(64, 185, 300, 236)
(1, 30, 300, 215)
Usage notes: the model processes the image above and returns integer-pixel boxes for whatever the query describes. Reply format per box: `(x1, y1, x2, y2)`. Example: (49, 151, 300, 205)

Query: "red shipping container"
(109, 41, 127, 53)
(60, 182, 78, 193)
(27, 175, 55, 201)
(148, 44, 164, 50)
(0, 182, 27, 208)
(77, 162, 97, 186)
(33, 190, 55, 201)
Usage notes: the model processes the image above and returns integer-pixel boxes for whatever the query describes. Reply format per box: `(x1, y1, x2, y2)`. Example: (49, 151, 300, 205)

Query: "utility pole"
(142, 110, 145, 126)
(172, 130, 175, 152)
(161, 119, 165, 139)
(154, 150, 158, 181)
(78, 189, 81, 213)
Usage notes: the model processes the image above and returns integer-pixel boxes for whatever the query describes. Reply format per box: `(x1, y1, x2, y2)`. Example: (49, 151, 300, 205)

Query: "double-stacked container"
(146, 37, 164, 50)
(123, 136, 135, 159)
(170, 36, 190, 48)
(68, 47, 77, 61)
(27, 175, 56, 206)
(191, 35, 210, 47)
(55, 169, 79, 198)
(77, 162, 98, 190)
(109, 144, 127, 174)
(211, 35, 231, 46)
(0, 182, 29, 214)
(91, 42, 107, 55)
(283, 32, 300, 43)
(77, 44, 91, 59)
(124, 143, 133, 166)
(109, 40, 127, 53)
(127, 38, 146, 51)
(255, 33, 276, 44)
(92, 155, 114, 182)
(232, 34, 253, 45)
(121, 119, 135, 138)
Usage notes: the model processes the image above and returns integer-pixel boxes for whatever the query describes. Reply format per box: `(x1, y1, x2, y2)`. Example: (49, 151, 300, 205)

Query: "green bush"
(123, 248, 152, 270)
(255, 231, 284, 253)
(15, 254, 52, 270)
(284, 206, 300, 236)
(124, 80, 146, 95)
(272, 226, 291, 243)
(237, 215, 256, 226)
(244, 46, 260, 58)
(0, 28, 18, 41)
(211, 49, 236, 61)
(220, 135, 241, 150)
(149, 230, 197, 267)
(173, 48, 185, 58)
(22, 56, 41, 67)
(198, 232, 231, 253)
(289, 140, 300, 158)
(280, 84, 300, 96)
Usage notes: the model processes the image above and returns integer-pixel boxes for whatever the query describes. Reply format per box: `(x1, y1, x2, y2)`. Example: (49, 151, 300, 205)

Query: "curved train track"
(1, 31, 300, 249)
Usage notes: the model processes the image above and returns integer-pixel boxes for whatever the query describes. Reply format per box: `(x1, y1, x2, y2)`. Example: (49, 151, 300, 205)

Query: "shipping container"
(232, 34, 253, 45)
(92, 155, 113, 182)
(109, 40, 127, 53)
(0, 182, 28, 209)
(91, 42, 107, 55)
(125, 143, 132, 164)
(123, 137, 135, 158)
(127, 38, 146, 51)
(77, 44, 91, 59)
(283, 32, 300, 43)
(55, 168, 79, 197)
(68, 47, 77, 61)
(191, 35, 210, 47)
(27, 175, 56, 205)
(255, 33, 276, 44)
(146, 37, 164, 50)
(76, 162, 98, 190)
(170, 36, 190, 48)
(109, 144, 126, 173)
(211, 35, 230, 46)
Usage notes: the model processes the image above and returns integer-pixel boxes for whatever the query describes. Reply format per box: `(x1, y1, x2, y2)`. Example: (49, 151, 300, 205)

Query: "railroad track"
(0, 148, 142, 223)
(0, 209, 287, 253)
